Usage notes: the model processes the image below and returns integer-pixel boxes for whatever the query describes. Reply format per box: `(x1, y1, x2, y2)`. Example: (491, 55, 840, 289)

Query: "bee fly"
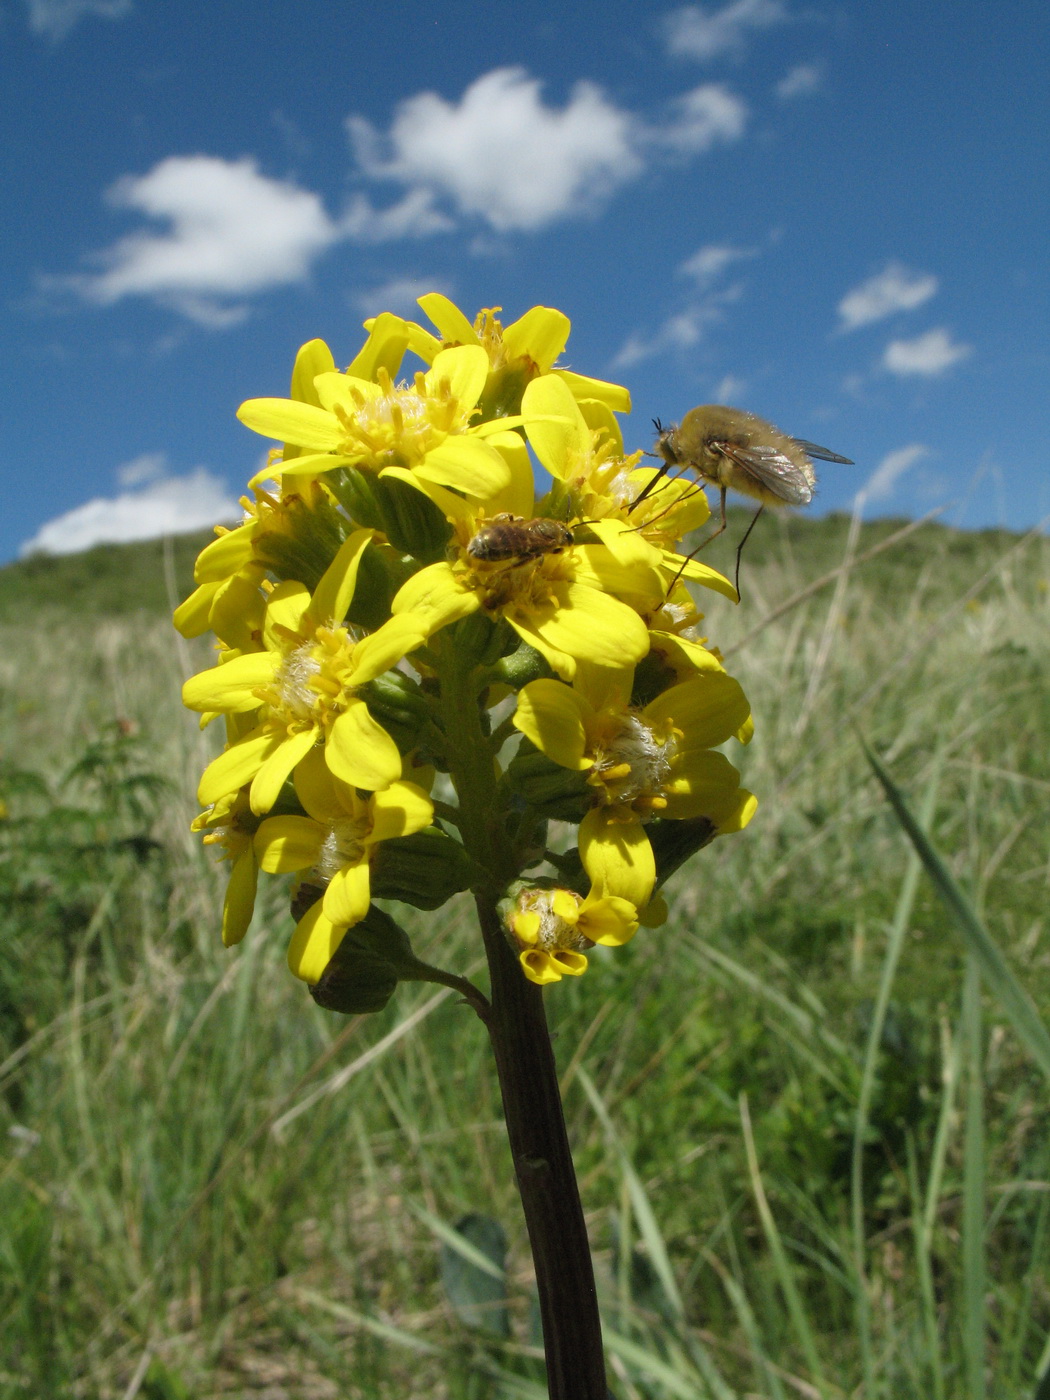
(634, 405, 853, 595)
(466, 514, 575, 566)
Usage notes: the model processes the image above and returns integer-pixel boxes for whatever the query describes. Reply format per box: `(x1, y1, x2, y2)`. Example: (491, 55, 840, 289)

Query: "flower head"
(505, 883, 639, 985)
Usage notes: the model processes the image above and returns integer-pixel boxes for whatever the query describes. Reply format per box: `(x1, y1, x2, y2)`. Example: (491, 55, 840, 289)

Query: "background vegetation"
(1, 511, 1048, 1399)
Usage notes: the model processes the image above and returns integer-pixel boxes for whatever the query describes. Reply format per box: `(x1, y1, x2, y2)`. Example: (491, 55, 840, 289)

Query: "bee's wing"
(791, 438, 854, 465)
(717, 442, 814, 506)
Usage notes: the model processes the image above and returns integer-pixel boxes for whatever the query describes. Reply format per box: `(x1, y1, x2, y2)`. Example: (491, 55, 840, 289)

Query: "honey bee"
(467, 514, 575, 565)
(635, 405, 853, 593)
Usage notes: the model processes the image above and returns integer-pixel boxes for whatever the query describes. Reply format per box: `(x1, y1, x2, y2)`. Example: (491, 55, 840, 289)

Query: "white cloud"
(615, 242, 752, 367)
(883, 328, 972, 376)
(115, 451, 166, 488)
(356, 277, 450, 317)
(713, 373, 747, 402)
(655, 84, 748, 154)
(862, 444, 928, 503)
(664, 0, 789, 61)
(61, 156, 342, 323)
(20, 464, 239, 557)
(680, 242, 754, 286)
(838, 262, 938, 331)
(349, 68, 641, 233)
(347, 68, 747, 235)
(24, 0, 130, 40)
(775, 62, 822, 99)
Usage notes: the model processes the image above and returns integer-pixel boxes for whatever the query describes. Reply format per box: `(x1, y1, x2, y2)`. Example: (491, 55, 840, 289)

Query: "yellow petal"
(553, 369, 631, 414)
(307, 528, 374, 629)
(250, 726, 319, 814)
(522, 376, 588, 480)
(572, 545, 665, 613)
(322, 859, 372, 927)
(290, 338, 336, 407)
(287, 902, 348, 984)
(367, 782, 434, 844)
(293, 745, 347, 823)
(520, 950, 564, 985)
(586, 520, 665, 573)
(578, 399, 623, 454)
(572, 662, 633, 715)
(660, 750, 744, 820)
(648, 630, 725, 676)
(417, 293, 481, 347)
(182, 652, 279, 714)
(194, 526, 253, 584)
(415, 436, 511, 499)
(644, 674, 751, 751)
(510, 911, 541, 946)
(221, 847, 258, 947)
(483, 432, 537, 518)
(405, 321, 442, 363)
(208, 569, 267, 652)
(173, 581, 219, 638)
(264, 579, 311, 646)
(326, 699, 402, 791)
(346, 312, 410, 382)
(276, 451, 353, 479)
(237, 398, 343, 451)
(505, 614, 576, 682)
(550, 950, 588, 977)
(523, 584, 650, 673)
(513, 679, 591, 770)
(579, 894, 639, 947)
(579, 808, 656, 908)
(501, 305, 570, 370)
(254, 815, 324, 873)
(391, 563, 480, 632)
(349, 613, 430, 685)
(424, 344, 489, 409)
(663, 552, 738, 601)
(198, 726, 281, 806)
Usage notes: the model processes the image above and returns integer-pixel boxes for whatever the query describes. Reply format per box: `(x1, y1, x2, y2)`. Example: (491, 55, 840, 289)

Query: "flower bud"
(370, 828, 474, 909)
(507, 743, 590, 820)
(373, 475, 454, 561)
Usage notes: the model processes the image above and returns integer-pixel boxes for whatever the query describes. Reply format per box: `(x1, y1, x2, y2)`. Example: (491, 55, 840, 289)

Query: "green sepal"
(325, 467, 386, 531)
(345, 542, 400, 631)
(630, 651, 679, 709)
(357, 670, 432, 732)
(252, 492, 350, 591)
(309, 904, 411, 1015)
(370, 828, 474, 909)
(490, 639, 552, 690)
(476, 364, 532, 422)
(646, 816, 717, 890)
(373, 475, 454, 561)
(452, 612, 500, 668)
(506, 741, 591, 820)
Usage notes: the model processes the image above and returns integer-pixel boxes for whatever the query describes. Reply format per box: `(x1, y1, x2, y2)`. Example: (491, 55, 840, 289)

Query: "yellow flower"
(523, 377, 737, 602)
(506, 884, 639, 985)
(513, 664, 756, 907)
(389, 483, 653, 680)
(236, 344, 513, 501)
(253, 749, 434, 983)
(192, 789, 259, 948)
(182, 529, 420, 813)
(400, 294, 632, 416)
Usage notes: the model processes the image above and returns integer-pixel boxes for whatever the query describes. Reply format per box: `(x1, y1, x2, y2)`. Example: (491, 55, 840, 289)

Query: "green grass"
(1, 512, 1049, 1398)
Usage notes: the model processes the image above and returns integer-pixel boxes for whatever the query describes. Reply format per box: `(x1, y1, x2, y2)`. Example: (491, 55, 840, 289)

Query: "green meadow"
(1, 511, 1049, 1399)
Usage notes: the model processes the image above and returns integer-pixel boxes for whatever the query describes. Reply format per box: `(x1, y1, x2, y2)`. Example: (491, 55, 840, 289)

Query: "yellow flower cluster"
(178, 295, 756, 991)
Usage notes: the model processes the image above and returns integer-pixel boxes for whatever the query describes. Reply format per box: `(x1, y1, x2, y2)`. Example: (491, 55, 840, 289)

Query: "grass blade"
(862, 740, 1050, 1083)
(962, 956, 986, 1400)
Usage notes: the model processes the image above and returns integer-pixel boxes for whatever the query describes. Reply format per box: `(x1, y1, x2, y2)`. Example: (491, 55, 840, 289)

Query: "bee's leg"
(628, 459, 674, 511)
(733, 505, 763, 599)
(662, 487, 730, 595)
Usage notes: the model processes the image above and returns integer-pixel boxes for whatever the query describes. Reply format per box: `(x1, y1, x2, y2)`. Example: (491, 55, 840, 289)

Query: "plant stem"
(475, 892, 609, 1400)
(436, 628, 608, 1398)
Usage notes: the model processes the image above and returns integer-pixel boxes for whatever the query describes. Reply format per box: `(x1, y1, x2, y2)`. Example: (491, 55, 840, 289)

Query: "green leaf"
(863, 740, 1050, 1083)
(438, 1213, 511, 1338)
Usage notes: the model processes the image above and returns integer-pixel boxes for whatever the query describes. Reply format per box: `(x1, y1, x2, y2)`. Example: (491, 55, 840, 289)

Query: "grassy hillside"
(1, 514, 1049, 1399)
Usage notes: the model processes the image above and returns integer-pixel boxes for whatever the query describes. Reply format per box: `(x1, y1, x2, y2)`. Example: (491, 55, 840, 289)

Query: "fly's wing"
(716, 442, 814, 506)
(791, 438, 854, 465)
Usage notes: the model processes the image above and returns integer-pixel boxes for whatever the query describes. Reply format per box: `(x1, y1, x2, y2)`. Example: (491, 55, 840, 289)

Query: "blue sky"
(3, 0, 1047, 560)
